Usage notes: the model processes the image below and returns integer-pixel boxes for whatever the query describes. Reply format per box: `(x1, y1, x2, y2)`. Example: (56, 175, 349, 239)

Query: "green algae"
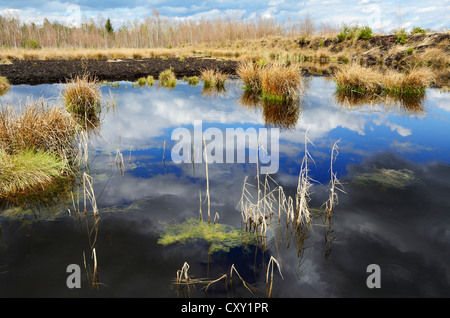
(158, 218, 256, 254)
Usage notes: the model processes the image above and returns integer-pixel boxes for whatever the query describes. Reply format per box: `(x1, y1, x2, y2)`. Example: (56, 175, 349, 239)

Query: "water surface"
(0, 77, 449, 297)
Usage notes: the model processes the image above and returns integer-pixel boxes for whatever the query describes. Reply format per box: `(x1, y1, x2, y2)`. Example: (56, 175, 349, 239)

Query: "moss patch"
(158, 218, 256, 254)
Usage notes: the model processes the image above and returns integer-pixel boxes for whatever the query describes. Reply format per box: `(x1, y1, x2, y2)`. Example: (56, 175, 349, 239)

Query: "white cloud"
(0, 0, 448, 31)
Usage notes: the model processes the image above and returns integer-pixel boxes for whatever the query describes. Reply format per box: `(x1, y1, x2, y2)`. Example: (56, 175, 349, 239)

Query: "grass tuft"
(237, 60, 302, 102)
(187, 76, 199, 86)
(333, 63, 434, 94)
(0, 99, 80, 198)
(0, 76, 10, 95)
(158, 69, 177, 89)
(200, 69, 227, 89)
(62, 75, 102, 116)
(261, 62, 302, 102)
(0, 99, 79, 157)
(146, 75, 155, 86)
(0, 148, 70, 197)
(137, 77, 147, 87)
(236, 61, 263, 92)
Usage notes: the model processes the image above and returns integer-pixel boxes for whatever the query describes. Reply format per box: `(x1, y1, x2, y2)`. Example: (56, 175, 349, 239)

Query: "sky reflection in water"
(0, 77, 449, 297)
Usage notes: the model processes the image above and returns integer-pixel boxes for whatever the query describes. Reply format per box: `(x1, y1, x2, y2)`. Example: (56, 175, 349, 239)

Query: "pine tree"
(105, 18, 114, 34)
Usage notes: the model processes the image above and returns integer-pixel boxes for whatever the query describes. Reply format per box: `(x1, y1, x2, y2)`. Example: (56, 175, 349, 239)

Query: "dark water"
(0, 77, 449, 297)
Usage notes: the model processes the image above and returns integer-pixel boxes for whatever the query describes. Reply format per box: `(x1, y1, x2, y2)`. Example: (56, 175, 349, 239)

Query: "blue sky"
(0, 0, 448, 32)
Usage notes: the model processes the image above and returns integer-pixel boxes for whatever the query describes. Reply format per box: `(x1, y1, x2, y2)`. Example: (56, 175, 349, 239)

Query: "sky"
(0, 0, 448, 33)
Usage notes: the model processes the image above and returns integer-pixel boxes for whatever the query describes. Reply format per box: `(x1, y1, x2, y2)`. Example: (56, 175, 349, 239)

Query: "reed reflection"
(334, 90, 426, 113)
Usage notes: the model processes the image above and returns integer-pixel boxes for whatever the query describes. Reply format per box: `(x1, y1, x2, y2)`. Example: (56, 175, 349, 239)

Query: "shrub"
(395, 28, 408, 44)
(337, 24, 359, 42)
(410, 26, 426, 35)
(24, 39, 40, 49)
(357, 26, 373, 39)
(337, 25, 351, 42)
(405, 47, 414, 55)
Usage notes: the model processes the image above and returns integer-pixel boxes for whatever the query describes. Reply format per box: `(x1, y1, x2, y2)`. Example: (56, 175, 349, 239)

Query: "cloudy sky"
(0, 0, 448, 32)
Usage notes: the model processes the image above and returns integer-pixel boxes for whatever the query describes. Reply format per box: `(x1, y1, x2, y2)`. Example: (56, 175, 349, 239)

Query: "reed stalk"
(266, 256, 283, 298)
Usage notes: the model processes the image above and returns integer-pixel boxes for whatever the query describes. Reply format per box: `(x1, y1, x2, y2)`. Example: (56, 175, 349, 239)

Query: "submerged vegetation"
(353, 168, 419, 189)
(158, 218, 255, 254)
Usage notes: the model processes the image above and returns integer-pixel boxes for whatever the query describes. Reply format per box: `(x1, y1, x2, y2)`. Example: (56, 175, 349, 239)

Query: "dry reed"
(266, 256, 283, 298)
(323, 139, 345, 219)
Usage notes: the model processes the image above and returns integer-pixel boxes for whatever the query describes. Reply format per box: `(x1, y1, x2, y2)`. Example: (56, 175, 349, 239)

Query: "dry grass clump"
(0, 99, 79, 198)
(414, 47, 450, 67)
(333, 63, 383, 92)
(236, 61, 263, 92)
(261, 62, 302, 102)
(391, 67, 435, 93)
(0, 99, 79, 157)
(0, 76, 10, 89)
(334, 63, 434, 94)
(62, 75, 102, 116)
(200, 69, 227, 89)
(158, 69, 177, 89)
(237, 60, 303, 102)
(0, 76, 10, 95)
